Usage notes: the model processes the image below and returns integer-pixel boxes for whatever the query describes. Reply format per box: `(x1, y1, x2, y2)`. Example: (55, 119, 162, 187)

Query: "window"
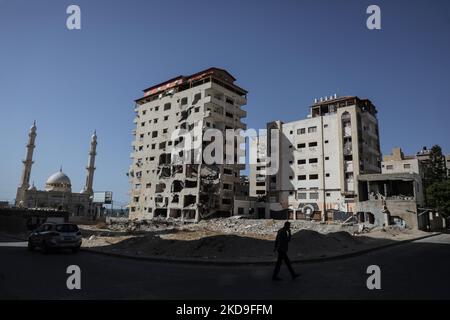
(289, 160, 293, 164)
(324, 124, 328, 128)
(297, 128, 305, 135)
(222, 198, 232, 205)
(142, 110, 146, 115)
(180, 97, 188, 106)
(289, 130, 293, 134)
(308, 126, 317, 133)
(309, 174, 319, 180)
(155, 106, 159, 111)
(193, 93, 201, 104)
(146, 183, 151, 188)
(164, 115, 169, 121)
(325, 156, 329, 160)
(297, 193, 307, 199)
(289, 176, 293, 180)
(297, 143, 306, 148)
(164, 103, 171, 111)
(152, 131, 158, 138)
(404, 164, 411, 169)
(309, 142, 318, 147)
(141, 122, 145, 127)
(223, 168, 233, 175)
(151, 144, 156, 150)
(298, 175, 306, 180)
(194, 107, 200, 113)
(154, 118, 158, 123)
(223, 183, 232, 190)
(138, 146, 143, 151)
(309, 158, 318, 163)
(256, 182, 265, 186)
(149, 157, 155, 161)
(226, 97, 234, 105)
(310, 192, 319, 199)
(289, 191, 294, 195)
(326, 192, 331, 197)
(325, 140, 329, 144)
(386, 165, 393, 170)
(163, 128, 168, 134)
(326, 173, 330, 177)
(226, 112, 233, 118)
(297, 159, 306, 165)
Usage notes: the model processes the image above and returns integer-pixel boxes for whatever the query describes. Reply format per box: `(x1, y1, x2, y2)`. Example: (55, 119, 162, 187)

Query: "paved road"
(0, 234, 449, 299)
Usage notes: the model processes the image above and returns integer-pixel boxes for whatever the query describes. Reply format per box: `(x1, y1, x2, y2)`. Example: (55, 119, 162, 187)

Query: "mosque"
(15, 121, 99, 216)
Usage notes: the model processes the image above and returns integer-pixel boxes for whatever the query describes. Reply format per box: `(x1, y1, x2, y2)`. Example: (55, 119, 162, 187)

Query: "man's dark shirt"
(274, 228, 291, 253)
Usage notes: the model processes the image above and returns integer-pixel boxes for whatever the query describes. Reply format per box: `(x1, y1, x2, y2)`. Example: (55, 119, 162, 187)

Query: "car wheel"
(27, 241, 35, 251)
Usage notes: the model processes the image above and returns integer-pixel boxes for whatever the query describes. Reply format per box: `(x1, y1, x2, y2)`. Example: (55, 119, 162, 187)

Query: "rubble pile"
(183, 217, 356, 238)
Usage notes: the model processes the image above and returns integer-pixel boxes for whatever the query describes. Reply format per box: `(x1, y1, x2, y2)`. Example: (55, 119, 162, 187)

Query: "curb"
(80, 232, 442, 266)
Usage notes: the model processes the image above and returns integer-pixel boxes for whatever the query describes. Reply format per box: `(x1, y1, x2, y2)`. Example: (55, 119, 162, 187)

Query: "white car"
(28, 223, 82, 253)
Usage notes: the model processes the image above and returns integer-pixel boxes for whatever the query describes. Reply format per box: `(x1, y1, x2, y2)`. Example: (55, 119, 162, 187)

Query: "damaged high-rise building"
(128, 67, 247, 221)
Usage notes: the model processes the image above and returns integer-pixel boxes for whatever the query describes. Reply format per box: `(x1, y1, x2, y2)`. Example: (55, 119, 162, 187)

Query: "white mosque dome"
(45, 169, 72, 192)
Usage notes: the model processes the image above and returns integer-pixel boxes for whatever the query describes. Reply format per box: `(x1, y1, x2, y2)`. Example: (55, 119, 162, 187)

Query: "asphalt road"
(0, 233, 449, 299)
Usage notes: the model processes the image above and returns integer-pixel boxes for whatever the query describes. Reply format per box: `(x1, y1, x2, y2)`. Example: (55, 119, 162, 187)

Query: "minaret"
(19, 121, 37, 190)
(83, 130, 97, 195)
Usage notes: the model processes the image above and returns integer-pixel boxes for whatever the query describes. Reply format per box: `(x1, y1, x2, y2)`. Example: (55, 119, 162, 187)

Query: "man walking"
(272, 221, 299, 281)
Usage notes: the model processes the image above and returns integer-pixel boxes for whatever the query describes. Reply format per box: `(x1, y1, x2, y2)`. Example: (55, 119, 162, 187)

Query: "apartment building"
(248, 95, 381, 219)
(382, 147, 422, 175)
(129, 67, 247, 221)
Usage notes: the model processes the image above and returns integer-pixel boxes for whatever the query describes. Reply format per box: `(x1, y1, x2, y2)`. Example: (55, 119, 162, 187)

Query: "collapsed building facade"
(128, 68, 247, 221)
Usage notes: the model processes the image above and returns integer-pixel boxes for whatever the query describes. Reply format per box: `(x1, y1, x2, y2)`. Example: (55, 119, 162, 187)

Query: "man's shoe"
(272, 276, 282, 281)
(291, 273, 300, 280)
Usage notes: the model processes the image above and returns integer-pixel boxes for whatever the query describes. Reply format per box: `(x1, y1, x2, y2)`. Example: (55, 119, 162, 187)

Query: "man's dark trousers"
(272, 250, 295, 279)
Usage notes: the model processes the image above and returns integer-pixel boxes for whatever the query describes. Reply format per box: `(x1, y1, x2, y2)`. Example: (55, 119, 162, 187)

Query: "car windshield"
(55, 224, 79, 232)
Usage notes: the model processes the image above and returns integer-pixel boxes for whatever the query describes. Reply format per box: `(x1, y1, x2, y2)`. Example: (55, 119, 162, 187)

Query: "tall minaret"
(19, 121, 37, 190)
(83, 130, 97, 195)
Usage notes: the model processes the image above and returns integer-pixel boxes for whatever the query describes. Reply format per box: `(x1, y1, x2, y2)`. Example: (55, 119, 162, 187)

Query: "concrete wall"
(356, 199, 419, 229)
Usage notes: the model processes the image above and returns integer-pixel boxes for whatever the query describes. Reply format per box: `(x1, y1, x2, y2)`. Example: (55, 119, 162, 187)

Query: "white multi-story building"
(128, 68, 247, 221)
(248, 95, 381, 220)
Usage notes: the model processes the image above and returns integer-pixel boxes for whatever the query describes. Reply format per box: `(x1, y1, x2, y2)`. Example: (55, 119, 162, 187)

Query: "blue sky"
(1, 0, 449, 205)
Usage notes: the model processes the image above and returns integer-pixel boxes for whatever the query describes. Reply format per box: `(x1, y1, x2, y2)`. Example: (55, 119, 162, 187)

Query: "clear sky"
(1, 0, 449, 205)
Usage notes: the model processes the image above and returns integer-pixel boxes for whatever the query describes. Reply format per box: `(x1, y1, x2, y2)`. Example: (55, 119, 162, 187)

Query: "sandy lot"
(80, 218, 430, 262)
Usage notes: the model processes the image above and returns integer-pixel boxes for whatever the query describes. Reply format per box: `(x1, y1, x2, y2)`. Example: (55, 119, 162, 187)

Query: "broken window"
(171, 180, 184, 193)
(297, 159, 306, 165)
(164, 103, 171, 111)
(180, 97, 188, 106)
(185, 179, 198, 188)
(155, 183, 166, 193)
(309, 142, 318, 147)
(183, 195, 197, 207)
(309, 158, 318, 163)
(297, 143, 305, 149)
(152, 131, 158, 138)
(298, 175, 306, 180)
(192, 93, 201, 104)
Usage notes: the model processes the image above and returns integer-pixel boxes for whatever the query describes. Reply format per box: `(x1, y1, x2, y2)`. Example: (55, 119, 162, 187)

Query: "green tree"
(423, 145, 447, 183)
(426, 180, 450, 217)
